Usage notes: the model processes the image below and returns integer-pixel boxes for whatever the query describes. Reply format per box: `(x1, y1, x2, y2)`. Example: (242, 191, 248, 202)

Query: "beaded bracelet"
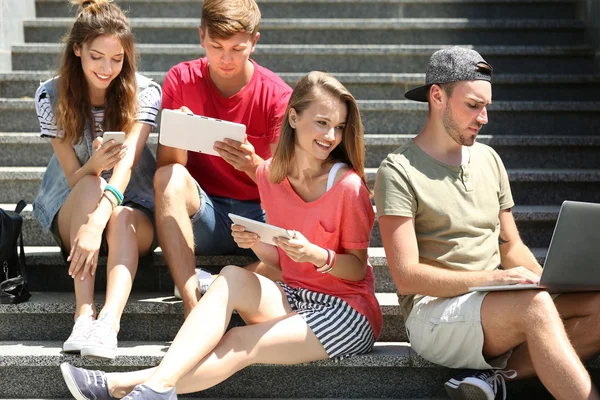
(104, 184, 123, 206)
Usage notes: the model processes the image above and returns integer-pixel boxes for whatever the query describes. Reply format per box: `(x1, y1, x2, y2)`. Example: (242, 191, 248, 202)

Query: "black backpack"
(0, 200, 31, 304)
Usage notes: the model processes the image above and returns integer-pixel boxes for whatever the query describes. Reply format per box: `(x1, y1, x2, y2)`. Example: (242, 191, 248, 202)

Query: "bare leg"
(109, 313, 327, 396)
(243, 260, 282, 282)
(481, 290, 598, 400)
(56, 175, 105, 319)
(501, 292, 600, 379)
(154, 164, 201, 317)
(106, 265, 320, 396)
(99, 207, 155, 331)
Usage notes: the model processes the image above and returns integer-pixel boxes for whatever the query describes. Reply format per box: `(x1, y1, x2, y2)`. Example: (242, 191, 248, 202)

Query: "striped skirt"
(277, 282, 375, 361)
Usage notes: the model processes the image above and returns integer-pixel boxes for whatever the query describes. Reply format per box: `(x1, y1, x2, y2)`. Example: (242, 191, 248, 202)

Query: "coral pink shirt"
(256, 160, 382, 338)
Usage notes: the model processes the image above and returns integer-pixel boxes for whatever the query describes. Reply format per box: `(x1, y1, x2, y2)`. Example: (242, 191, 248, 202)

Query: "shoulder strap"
(326, 162, 347, 192)
(14, 200, 27, 282)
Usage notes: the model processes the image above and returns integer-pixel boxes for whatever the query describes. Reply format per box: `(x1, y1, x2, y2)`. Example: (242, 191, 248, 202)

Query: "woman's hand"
(87, 136, 127, 175)
(231, 224, 261, 248)
(68, 222, 104, 281)
(273, 231, 326, 265)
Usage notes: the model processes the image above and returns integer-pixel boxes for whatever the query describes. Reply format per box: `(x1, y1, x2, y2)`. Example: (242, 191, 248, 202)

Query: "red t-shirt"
(161, 58, 292, 201)
(256, 160, 382, 338)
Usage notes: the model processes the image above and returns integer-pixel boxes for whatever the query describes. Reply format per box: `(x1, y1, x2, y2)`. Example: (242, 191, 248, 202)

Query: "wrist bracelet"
(315, 248, 332, 270)
(104, 184, 123, 206)
(102, 192, 118, 210)
(321, 251, 337, 274)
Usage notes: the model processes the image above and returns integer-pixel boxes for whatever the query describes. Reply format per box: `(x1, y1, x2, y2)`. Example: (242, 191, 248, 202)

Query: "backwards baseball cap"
(405, 46, 493, 102)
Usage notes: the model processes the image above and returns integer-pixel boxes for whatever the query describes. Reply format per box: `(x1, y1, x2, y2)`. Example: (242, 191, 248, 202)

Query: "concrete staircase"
(1, 0, 600, 398)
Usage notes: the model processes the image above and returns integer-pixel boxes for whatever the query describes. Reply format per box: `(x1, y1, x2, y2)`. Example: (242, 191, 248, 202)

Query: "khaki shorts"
(405, 291, 511, 370)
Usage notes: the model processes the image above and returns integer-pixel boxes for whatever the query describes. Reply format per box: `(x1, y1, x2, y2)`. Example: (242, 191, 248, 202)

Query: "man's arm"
(379, 215, 539, 297)
(498, 208, 543, 275)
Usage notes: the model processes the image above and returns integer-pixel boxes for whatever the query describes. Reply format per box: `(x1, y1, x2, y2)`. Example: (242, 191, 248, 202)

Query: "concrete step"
(3, 133, 600, 170)
(1, 164, 599, 205)
(23, 18, 585, 46)
(0, 291, 403, 342)
(4, 97, 600, 135)
(0, 340, 588, 399)
(19, 246, 393, 293)
(5, 198, 561, 247)
(4, 71, 600, 101)
(34, 0, 578, 20)
(16, 244, 548, 294)
(10, 43, 596, 74)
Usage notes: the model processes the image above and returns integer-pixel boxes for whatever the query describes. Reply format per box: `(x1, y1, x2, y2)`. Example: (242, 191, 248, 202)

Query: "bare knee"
(520, 290, 560, 329)
(218, 326, 256, 367)
(105, 207, 137, 246)
(154, 164, 189, 198)
(72, 175, 104, 199)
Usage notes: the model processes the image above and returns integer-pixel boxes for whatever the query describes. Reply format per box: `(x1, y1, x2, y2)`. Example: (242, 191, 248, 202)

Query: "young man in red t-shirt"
(156, 0, 292, 316)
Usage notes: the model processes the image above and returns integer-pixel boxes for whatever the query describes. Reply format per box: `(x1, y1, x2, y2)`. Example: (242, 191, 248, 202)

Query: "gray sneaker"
(173, 268, 215, 299)
(60, 362, 113, 400)
(123, 384, 177, 400)
(63, 308, 94, 353)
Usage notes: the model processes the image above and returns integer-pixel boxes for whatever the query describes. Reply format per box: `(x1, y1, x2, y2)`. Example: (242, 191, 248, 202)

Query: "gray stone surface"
(34, 0, 579, 20)
(0, 0, 35, 71)
(5, 96, 600, 134)
(10, 43, 596, 73)
(0, 341, 596, 398)
(4, 71, 600, 101)
(23, 18, 585, 46)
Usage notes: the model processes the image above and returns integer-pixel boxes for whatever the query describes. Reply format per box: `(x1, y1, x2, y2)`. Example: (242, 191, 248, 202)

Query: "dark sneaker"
(123, 384, 177, 400)
(444, 369, 517, 400)
(60, 362, 113, 400)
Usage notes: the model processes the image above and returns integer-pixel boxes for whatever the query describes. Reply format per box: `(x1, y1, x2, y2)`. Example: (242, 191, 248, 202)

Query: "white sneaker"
(63, 308, 94, 353)
(81, 312, 118, 360)
(173, 268, 215, 299)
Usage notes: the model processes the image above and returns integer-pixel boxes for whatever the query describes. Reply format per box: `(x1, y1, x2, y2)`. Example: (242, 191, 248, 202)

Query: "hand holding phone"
(102, 131, 126, 145)
(88, 132, 127, 174)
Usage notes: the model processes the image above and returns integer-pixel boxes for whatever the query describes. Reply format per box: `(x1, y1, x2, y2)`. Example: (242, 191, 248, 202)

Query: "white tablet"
(228, 213, 292, 246)
(159, 109, 246, 157)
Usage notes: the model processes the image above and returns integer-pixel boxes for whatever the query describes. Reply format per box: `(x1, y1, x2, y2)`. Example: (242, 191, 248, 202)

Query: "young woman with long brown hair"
(33, 0, 161, 360)
(59, 71, 380, 400)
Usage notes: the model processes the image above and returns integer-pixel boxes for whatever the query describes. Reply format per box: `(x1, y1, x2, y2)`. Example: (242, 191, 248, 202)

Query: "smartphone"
(102, 131, 126, 145)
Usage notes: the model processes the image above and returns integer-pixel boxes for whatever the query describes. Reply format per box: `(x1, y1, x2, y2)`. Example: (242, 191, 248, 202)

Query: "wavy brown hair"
(201, 0, 261, 39)
(55, 0, 137, 144)
(269, 71, 368, 190)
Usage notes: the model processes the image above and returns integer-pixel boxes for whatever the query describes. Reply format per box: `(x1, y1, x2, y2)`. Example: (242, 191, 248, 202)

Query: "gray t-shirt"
(374, 140, 514, 319)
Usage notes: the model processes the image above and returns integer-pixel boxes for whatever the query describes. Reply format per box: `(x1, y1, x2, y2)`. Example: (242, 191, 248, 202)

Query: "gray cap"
(405, 46, 493, 102)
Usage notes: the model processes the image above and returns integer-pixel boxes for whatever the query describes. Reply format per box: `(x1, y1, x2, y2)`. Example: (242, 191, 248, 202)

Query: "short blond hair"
(201, 0, 261, 39)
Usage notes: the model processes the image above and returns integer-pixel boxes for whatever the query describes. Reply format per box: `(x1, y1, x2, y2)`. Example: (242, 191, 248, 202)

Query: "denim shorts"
(191, 179, 265, 256)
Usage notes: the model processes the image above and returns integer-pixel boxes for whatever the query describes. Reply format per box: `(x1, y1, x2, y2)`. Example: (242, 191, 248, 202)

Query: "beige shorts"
(405, 291, 512, 370)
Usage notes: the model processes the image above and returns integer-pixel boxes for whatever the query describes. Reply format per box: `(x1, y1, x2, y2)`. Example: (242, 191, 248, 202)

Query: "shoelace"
(484, 369, 517, 400)
(88, 318, 116, 345)
(69, 309, 94, 340)
(85, 369, 107, 389)
(123, 385, 146, 399)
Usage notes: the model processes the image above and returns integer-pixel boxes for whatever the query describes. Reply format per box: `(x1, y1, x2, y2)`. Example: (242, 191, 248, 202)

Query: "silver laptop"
(470, 200, 600, 292)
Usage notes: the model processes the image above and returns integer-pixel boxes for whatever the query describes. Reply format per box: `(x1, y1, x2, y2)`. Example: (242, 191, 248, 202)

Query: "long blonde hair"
(269, 71, 367, 189)
(55, 0, 137, 144)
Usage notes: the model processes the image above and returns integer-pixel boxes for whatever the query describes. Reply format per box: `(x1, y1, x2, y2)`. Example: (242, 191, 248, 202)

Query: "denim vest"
(33, 74, 158, 232)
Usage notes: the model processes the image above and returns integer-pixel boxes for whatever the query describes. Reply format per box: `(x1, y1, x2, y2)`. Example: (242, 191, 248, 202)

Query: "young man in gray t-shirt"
(375, 46, 600, 400)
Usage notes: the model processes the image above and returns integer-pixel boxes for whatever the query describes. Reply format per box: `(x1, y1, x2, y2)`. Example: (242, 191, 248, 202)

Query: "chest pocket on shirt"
(314, 221, 339, 252)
